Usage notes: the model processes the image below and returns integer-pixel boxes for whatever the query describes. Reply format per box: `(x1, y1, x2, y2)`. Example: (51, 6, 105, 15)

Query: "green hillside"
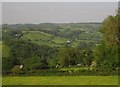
(21, 31, 53, 41)
(51, 37, 68, 44)
(19, 23, 102, 47)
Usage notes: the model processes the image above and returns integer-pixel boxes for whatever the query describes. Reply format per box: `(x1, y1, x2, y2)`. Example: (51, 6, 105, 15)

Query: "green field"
(2, 76, 118, 85)
(21, 31, 53, 41)
(52, 37, 68, 44)
(21, 29, 99, 47)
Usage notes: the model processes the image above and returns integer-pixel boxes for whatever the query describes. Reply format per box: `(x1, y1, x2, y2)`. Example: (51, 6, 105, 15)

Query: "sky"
(2, 0, 119, 2)
(2, 2, 118, 24)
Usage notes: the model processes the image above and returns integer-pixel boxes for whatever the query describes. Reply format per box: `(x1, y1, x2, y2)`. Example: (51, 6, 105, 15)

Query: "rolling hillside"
(10, 23, 102, 47)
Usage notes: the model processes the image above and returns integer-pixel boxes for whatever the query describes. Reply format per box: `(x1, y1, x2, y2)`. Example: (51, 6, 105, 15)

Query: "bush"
(11, 65, 21, 75)
(29, 63, 48, 70)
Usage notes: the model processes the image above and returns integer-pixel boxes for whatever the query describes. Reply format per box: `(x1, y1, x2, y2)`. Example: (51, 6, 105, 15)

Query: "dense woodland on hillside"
(1, 14, 120, 76)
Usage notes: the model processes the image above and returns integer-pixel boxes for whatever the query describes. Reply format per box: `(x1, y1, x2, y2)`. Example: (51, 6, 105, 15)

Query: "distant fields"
(52, 37, 68, 44)
(21, 31, 63, 47)
(20, 30, 100, 47)
(3, 23, 102, 48)
(21, 31, 69, 47)
(2, 76, 118, 85)
(21, 31, 53, 41)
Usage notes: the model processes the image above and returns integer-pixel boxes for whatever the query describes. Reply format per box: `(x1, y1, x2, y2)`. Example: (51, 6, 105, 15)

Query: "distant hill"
(2, 23, 102, 47)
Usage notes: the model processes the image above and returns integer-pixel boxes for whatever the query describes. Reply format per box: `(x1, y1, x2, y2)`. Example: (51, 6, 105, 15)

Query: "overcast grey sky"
(2, 2, 118, 24)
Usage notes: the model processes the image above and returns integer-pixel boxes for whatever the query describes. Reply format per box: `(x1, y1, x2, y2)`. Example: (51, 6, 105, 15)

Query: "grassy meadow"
(2, 76, 118, 85)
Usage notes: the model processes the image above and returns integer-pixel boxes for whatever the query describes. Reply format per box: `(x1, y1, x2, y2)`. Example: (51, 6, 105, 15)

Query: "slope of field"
(21, 31, 63, 47)
(4, 23, 102, 47)
(21, 31, 69, 47)
(52, 37, 69, 44)
(21, 31, 53, 41)
(2, 76, 118, 85)
(21, 30, 101, 47)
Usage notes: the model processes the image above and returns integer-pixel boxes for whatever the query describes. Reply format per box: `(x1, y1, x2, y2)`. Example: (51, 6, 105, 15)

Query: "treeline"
(94, 15, 120, 71)
(2, 39, 94, 72)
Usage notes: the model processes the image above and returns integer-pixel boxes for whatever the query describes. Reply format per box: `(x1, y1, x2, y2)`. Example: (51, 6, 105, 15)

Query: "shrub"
(11, 65, 21, 75)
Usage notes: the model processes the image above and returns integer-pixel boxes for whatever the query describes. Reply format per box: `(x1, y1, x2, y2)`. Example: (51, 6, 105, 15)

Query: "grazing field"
(21, 31, 53, 41)
(52, 37, 68, 44)
(20, 27, 101, 47)
(2, 76, 118, 85)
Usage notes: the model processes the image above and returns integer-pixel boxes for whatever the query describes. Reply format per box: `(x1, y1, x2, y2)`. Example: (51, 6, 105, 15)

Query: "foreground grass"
(3, 76, 118, 85)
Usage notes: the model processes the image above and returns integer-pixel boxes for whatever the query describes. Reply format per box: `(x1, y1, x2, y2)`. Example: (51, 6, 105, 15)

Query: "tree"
(100, 16, 119, 45)
(57, 48, 70, 67)
(47, 58, 57, 68)
(83, 48, 93, 66)
(11, 65, 21, 75)
(2, 57, 18, 71)
(23, 56, 48, 70)
(57, 47, 78, 67)
(94, 15, 119, 71)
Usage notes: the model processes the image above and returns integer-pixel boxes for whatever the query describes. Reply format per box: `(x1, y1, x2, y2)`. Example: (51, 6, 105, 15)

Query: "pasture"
(21, 31, 53, 41)
(2, 76, 118, 85)
(21, 31, 61, 47)
(52, 37, 68, 44)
